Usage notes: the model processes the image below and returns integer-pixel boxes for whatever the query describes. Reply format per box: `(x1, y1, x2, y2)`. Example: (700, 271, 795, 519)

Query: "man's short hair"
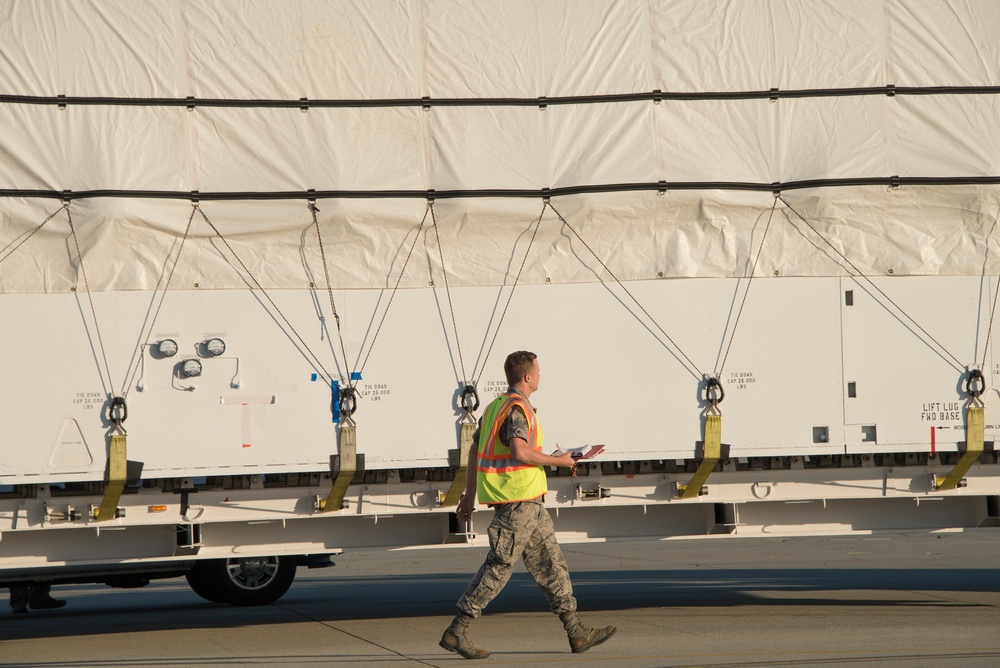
(504, 351, 537, 387)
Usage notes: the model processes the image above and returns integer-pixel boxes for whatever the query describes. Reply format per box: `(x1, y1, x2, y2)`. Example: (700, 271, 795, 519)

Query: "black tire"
(185, 556, 297, 606)
(185, 563, 226, 603)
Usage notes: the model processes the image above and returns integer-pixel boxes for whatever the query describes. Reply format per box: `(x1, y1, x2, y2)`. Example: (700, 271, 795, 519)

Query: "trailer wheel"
(185, 565, 226, 603)
(186, 556, 297, 606)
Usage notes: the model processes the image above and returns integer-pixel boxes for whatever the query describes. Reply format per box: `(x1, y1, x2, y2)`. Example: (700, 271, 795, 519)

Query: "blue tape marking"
(331, 380, 340, 424)
(311, 373, 318, 381)
(350, 371, 362, 381)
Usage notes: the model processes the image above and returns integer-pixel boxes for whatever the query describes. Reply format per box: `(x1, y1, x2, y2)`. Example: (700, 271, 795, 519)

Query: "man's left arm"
(509, 438, 575, 468)
(455, 420, 481, 523)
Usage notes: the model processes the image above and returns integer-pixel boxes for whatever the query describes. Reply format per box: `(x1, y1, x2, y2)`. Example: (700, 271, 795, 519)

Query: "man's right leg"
(521, 503, 616, 653)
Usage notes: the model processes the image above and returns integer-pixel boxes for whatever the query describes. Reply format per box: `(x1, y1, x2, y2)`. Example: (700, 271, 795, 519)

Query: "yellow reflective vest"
(476, 392, 547, 503)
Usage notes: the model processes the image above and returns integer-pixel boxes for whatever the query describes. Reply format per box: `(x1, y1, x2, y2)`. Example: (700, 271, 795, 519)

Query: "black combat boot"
(440, 613, 490, 659)
(559, 611, 617, 653)
(29, 595, 66, 610)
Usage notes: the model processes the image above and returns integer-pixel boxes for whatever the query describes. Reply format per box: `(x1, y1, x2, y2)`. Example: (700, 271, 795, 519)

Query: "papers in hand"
(556, 444, 606, 460)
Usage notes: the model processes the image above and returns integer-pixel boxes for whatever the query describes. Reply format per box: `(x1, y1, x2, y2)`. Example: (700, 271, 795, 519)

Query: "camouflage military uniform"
(457, 390, 577, 617)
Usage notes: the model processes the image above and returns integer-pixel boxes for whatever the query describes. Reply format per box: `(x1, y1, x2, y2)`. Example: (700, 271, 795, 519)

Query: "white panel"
(652, 0, 885, 90)
(1, 275, 853, 484)
(0, 0, 185, 96)
(765, 0, 886, 89)
(423, 1, 544, 97)
(0, 107, 64, 190)
(0, 104, 188, 192)
(191, 106, 426, 192)
(537, 0, 653, 96)
(61, 106, 191, 192)
(548, 103, 657, 188)
(184, 0, 421, 98)
(427, 106, 544, 191)
(658, 99, 776, 182)
(894, 96, 1000, 177)
(425, 0, 654, 97)
(778, 97, 890, 182)
(888, 0, 1000, 86)
(841, 276, 998, 452)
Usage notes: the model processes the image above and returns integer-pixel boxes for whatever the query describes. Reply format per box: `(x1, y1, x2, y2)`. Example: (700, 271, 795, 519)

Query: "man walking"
(440, 350, 616, 659)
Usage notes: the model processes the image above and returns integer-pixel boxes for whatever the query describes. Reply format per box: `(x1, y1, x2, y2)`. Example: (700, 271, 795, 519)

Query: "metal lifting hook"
(106, 397, 128, 427)
(106, 396, 128, 433)
(460, 384, 480, 414)
(339, 386, 358, 418)
(701, 376, 725, 409)
(965, 368, 985, 400)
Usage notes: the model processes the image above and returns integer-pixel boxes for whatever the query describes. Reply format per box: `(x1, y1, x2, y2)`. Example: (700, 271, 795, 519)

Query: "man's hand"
(456, 492, 476, 524)
(553, 452, 576, 468)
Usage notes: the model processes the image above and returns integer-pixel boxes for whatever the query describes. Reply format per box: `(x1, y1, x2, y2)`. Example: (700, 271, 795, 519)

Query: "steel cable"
(547, 202, 704, 380)
(778, 195, 965, 371)
(194, 204, 334, 383)
(718, 196, 779, 376)
(356, 204, 430, 376)
(311, 200, 353, 388)
(66, 202, 117, 395)
(472, 202, 547, 388)
(121, 206, 196, 398)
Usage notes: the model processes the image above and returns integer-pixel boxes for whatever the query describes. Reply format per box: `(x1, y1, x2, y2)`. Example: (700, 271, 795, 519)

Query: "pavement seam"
(272, 604, 442, 667)
(891, 585, 1000, 610)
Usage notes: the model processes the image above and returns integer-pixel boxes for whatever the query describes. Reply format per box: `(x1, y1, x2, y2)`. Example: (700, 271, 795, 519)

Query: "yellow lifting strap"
(442, 386, 481, 507)
(442, 421, 476, 506)
(94, 433, 127, 522)
(935, 405, 984, 491)
(320, 419, 357, 512)
(677, 414, 722, 499)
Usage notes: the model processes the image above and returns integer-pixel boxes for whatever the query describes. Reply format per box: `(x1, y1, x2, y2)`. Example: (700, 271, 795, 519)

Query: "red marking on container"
(242, 443, 251, 448)
(930, 426, 936, 458)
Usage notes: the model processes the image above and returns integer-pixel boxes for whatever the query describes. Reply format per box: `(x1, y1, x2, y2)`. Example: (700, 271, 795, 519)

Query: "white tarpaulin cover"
(2, 0, 1000, 293)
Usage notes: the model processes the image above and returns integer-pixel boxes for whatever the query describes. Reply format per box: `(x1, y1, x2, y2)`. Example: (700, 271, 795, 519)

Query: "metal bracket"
(575, 484, 611, 501)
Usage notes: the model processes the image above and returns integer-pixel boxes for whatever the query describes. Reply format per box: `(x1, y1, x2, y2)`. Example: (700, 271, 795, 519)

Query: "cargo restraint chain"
(3, 84, 1000, 110)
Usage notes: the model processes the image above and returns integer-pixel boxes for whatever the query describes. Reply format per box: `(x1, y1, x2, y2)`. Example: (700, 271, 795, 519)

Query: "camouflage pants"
(457, 498, 577, 617)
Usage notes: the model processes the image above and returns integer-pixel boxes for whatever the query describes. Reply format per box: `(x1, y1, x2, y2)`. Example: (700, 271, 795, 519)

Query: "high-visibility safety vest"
(476, 392, 547, 504)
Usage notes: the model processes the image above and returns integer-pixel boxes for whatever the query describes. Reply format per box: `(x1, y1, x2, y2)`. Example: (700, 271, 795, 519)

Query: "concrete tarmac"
(2, 531, 1000, 667)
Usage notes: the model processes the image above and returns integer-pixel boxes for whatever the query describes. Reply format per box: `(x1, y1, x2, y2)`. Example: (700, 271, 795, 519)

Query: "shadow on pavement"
(3, 566, 998, 642)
